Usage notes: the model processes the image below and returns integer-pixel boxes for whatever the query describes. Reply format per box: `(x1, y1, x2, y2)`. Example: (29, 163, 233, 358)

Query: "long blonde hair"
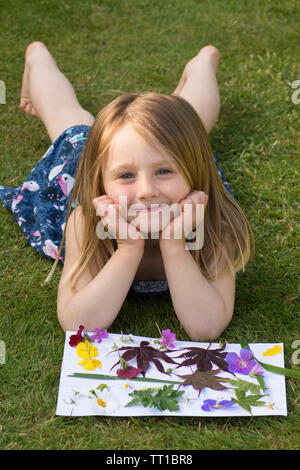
(43, 92, 254, 290)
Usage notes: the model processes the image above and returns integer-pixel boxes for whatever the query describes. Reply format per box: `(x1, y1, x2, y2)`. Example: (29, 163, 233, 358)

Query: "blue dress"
(0, 125, 234, 296)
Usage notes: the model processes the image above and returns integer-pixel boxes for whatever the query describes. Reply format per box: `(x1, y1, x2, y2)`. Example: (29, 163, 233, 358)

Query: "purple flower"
(249, 362, 264, 376)
(201, 399, 235, 412)
(226, 348, 263, 375)
(160, 329, 176, 348)
(91, 328, 109, 343)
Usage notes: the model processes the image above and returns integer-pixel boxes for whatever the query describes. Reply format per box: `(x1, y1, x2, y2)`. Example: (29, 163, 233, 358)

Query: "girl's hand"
(159, 190, 208, 243)
(93, 195, 145, 251)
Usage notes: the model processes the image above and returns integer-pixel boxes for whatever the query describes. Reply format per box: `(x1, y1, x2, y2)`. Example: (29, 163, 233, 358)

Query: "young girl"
(0, 41, 254, 341)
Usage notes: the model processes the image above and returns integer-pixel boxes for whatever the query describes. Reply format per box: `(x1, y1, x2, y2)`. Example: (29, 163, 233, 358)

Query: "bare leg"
(20, 41, 95, 143)
(172, 45, 221, 134)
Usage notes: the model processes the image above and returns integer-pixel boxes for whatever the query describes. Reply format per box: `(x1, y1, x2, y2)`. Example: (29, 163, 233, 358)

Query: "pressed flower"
(115, 351, 143, 378)
(249, 362, 264, 377)
(117, 365, 143, 378)
(91, 328, 109, 343)
(160, 329, 176, 349)
(78, 358, 102, 371)
(69, 325, 85, 347)
(76, 339, 98, 360)
(110, 340, 177, 377)
(226, 349, 260, 375)
(262, 345, 281, 356)
(201, 399, 235, 412)
(63, 390, 81, 405)
(88, 386, 119, 413)
(119, 333, 135, 344)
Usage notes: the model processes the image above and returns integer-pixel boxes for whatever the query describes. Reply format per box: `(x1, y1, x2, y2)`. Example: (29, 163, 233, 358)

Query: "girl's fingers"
(180, 192, 208, 210)
(93, 195, 113, 206)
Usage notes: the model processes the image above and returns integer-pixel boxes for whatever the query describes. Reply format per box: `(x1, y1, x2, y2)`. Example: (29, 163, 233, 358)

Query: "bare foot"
(173, 45, 220, 96)
(19, 41, 48, 116)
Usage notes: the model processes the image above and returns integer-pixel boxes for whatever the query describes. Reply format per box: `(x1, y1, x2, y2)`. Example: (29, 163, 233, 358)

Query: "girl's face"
(101, 124, 191, 233)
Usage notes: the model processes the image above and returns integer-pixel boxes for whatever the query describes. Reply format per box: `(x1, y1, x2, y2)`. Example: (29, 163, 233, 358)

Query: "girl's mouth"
(136, 203, 168, 213)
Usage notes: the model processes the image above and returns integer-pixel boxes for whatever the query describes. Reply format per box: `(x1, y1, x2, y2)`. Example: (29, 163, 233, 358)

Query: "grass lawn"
(0, 0, 299, 450)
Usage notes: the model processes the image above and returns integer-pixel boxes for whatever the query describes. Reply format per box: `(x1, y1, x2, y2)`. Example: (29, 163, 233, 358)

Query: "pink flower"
(69, 325, 85, 347)
(160, 329, 176, 349)
(249, 362, 264, 376)
(91, 328, 109, 343)
(116, 365, 143, 378)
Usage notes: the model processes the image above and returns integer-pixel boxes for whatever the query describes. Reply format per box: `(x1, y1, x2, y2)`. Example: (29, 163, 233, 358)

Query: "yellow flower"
(262, 345, 281, 356)
(77, 339, 98, 359)
(78, 358, 102, 371)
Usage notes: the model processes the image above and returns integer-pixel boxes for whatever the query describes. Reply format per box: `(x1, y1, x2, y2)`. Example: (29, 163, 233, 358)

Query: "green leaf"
(256, 360, 300, 379)
(125, 385, 185, 412)
(232, 390, 267, 415)
(255, 374, 266, 392)
(69, 372, 182, 385)
(240, 339, 251, 350)
(232, 398, 251, 414)
(223, 377, 261, 394)
(242, 394, 267, 405)
(83, 332, 94, 342)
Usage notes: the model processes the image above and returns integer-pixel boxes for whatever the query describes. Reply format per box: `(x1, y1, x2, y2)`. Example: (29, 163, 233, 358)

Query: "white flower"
(150, 338, 162, 349)
(119, 333, 135, 344)
(88, 386, 119, 414)
(63, 390, 81, 405)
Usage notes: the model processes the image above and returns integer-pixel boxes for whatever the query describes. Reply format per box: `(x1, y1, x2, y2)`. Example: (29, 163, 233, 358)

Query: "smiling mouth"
(135, 204, 168, 213)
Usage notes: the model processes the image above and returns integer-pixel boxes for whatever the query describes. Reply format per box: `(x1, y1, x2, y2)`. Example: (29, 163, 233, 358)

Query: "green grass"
(0, 0, 299, 450)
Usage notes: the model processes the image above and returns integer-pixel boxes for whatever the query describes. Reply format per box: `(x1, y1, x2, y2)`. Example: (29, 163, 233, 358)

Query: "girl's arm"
(159, 191, 235, 341)
(159, 239, 235, 341)
(57, 207, 144, 332)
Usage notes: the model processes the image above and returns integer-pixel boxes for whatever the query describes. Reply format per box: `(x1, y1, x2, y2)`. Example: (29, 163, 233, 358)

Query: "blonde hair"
(43, 92, 254, 290)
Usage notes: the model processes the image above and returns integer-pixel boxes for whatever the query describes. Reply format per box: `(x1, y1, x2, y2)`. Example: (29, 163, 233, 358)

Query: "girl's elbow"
(188, 328, 221, 342)
(186, 316, 232, 342)
(57, 307, 69, 333)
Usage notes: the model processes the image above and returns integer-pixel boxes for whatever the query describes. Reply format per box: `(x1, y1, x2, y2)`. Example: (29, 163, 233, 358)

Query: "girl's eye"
(119, 169, 172, 179)
(119, 173, 134, 179)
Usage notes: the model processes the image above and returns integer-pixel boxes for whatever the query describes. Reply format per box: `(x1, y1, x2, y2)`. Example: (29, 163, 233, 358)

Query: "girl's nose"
(136, 176, 160, 202)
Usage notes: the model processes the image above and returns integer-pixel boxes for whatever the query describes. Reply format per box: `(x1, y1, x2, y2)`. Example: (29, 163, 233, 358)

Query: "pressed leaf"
(125, 385, 184, 412)
(174, 343, 232, 373)
(109, 341, 178, 376)
(256, 360, 300, 379)
(232, 389, 267, 415)
(223, 377, 263, 394)
(70, 372, 181, 385)
(176, 369, 228, 397)
(256, 374, 266, 392)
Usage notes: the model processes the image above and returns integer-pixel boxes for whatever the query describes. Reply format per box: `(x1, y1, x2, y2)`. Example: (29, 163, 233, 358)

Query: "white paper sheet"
(56, 332, 287, 417)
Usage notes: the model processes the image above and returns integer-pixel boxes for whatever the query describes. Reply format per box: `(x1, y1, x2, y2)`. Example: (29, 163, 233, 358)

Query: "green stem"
(69, 372, 182, 385)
